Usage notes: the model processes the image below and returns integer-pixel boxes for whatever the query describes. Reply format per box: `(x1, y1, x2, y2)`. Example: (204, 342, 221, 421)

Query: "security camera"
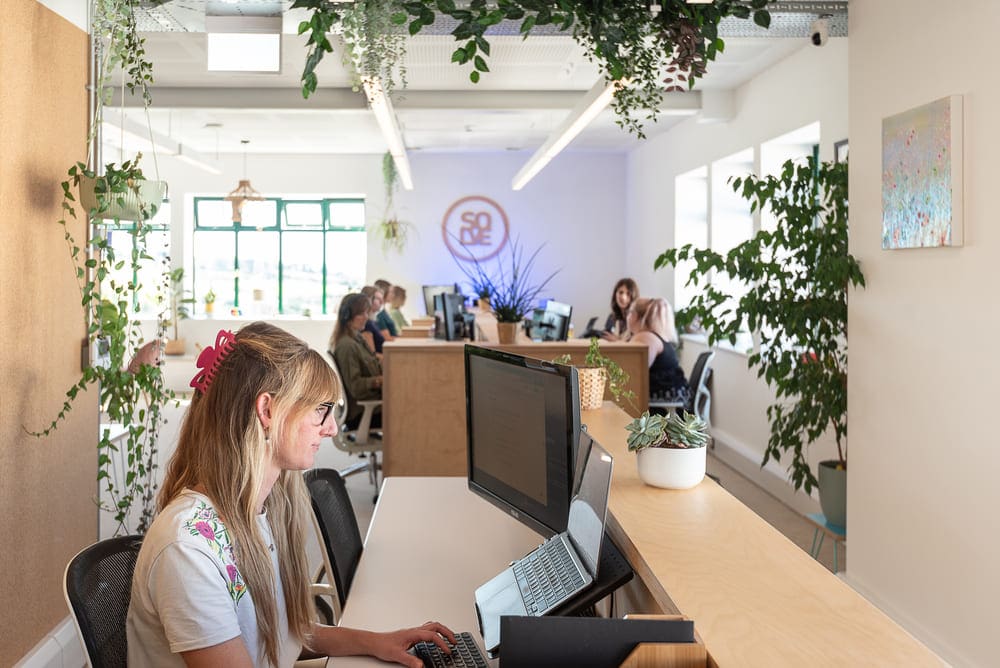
(809, 16, 830, 47)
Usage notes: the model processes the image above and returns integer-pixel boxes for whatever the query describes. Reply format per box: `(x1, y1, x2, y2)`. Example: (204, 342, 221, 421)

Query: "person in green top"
(386, 285, 410, 332)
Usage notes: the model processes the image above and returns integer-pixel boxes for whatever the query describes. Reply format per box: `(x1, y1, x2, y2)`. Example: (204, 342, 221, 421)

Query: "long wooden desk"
(381, 338, 648, 477)
(330, 404, 941, 666)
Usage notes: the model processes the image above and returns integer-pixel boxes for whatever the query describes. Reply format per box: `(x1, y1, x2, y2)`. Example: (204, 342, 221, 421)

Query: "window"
(192, 197, 366, 317)
(104, 200, 171, 317)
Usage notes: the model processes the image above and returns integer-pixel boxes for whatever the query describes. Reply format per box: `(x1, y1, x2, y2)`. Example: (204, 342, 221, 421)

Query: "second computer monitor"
(422, 284, 458, 317)
(528, 300, 573, 341)
(434, 292, 467, 341)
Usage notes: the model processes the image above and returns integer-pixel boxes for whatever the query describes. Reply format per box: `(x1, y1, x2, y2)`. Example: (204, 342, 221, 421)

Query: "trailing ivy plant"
(29, 0, 174, 535)
(554, 337, 636, 410)
(654, 157, 864, 493)
(376, 152, 415, 254)
(292, 0, 771, 136)
(338, 0, 410, 94)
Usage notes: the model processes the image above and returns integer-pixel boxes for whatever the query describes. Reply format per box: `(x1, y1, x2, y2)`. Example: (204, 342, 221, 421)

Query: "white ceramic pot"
(637, 446, 706, 490)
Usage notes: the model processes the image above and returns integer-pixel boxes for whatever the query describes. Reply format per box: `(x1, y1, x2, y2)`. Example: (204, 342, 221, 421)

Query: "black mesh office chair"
(304, 468, 364, 625)
(64, 534, 143, 668)
(649, 350, 715, 426)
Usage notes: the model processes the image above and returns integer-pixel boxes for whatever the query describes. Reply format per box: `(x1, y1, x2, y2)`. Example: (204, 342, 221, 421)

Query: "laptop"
(474, 431, 614, 655)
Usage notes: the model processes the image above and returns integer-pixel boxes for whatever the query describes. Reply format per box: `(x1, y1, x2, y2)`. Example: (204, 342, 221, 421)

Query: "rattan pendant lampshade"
(225, 139, 264, 223)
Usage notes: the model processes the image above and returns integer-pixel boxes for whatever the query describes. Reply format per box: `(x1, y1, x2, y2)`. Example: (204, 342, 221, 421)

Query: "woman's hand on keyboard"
(371, 621, 457, 668)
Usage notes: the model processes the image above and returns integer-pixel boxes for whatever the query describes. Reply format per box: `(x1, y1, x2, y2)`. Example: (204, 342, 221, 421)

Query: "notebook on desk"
(475, 432, 614, 655)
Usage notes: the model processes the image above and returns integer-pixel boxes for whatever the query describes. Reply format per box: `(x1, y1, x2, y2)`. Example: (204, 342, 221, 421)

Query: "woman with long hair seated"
(628, 297, 691, 411)
(600, 278, 639, 342)
(127, 321, 453, 666)
(330, 293, 383, 430)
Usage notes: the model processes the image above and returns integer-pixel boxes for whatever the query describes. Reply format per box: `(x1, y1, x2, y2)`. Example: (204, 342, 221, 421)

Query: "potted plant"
(375, 152, 414, 255)
(164, 268, 195, 355)
(554, 337, 636, 411)
(655, 156, 863, 526)
(453, 238, 559, 344)
(203, 288, 216, 317)
(626, 411, 710, 489)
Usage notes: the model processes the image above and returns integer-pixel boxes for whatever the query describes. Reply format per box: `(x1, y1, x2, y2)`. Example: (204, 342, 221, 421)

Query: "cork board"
(0, 1, 93, 663)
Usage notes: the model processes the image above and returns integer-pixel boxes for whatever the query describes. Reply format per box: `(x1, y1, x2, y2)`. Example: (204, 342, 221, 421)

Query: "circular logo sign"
(442, 195, 510, 262)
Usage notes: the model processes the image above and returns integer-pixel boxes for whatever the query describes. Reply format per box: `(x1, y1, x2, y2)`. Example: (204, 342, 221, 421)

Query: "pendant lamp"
(225, 139, 264, 223)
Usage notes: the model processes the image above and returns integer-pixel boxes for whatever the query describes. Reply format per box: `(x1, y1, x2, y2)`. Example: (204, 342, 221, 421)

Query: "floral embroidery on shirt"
(184, 500, 247, 603)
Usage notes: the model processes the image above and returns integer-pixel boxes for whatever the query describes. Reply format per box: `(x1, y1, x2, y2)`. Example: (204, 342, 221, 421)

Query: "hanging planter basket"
(78, 175, 167, 222)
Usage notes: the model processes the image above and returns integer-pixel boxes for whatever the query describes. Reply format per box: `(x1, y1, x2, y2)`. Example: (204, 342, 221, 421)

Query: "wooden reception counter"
(381, 338, 648, 477)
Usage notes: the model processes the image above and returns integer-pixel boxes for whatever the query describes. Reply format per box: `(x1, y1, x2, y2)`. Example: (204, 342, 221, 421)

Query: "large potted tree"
(655, 156, 864, 527)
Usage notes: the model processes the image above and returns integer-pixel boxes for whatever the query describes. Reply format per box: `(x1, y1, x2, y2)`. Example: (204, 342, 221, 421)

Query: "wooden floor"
(309, 442, 845, 576)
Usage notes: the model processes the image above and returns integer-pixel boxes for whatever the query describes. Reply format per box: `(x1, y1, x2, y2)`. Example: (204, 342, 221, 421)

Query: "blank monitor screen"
(464, 345, 581, 536)
(422, 284, 458, 317)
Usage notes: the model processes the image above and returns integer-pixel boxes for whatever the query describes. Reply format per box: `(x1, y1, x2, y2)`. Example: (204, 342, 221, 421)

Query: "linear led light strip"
(362, 77, 414, 190)
(511, 77, 620, 191)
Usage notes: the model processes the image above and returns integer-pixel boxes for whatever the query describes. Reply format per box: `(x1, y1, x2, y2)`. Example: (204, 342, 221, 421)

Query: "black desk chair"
(64, 534, 143, 668)
(650, 350, 715, 426)
(304, 468, 364, 626)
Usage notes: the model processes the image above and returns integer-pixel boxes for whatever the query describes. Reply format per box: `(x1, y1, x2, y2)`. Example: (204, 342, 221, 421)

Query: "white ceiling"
(107, 2, 841, 159)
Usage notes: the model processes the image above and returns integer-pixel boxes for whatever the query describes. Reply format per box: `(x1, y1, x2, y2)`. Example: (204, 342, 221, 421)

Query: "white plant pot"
(637, 446, 707, 490)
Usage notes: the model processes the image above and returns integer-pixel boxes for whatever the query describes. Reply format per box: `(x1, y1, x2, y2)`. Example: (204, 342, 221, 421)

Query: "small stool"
(806, 512, 846, 572)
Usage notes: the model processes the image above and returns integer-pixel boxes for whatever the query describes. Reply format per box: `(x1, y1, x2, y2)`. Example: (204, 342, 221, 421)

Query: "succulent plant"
(626, 411, 709, 451)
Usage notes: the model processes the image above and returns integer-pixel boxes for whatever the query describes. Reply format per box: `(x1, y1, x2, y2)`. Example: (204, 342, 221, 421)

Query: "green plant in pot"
(554, 337, 636, 412)
(203, 288, 216, 317)
(29, 0, 177, 536)
(452, 237, 559, 344)
(654, 156, 863, 526)
(626, 411, 710, 489)
(375, 152, 414, 255)
(164, 267, 195, 355)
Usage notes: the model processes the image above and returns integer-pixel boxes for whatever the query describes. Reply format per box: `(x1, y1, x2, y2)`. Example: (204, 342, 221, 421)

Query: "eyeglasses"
(314, 401, 337, 427)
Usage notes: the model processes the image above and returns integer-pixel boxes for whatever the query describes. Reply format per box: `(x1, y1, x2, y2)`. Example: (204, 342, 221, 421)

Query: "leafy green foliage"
(291, 0, 771, 136)
(627, 410, 708, 451)
(376, 152, 415, 254)
(654, 157, 864, 493)
(451, 237, 559, 323)
(29, 0, 175, 535)
(337, 0, 410, 94)
(555, 337, 636, 409)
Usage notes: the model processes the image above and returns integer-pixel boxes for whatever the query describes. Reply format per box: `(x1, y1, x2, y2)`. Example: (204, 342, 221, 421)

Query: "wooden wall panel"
(0, 1, 92, 663)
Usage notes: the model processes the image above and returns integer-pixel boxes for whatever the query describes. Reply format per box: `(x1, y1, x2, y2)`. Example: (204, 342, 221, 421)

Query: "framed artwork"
(834, 139, 848, 163)
(881, 95, 964, 249)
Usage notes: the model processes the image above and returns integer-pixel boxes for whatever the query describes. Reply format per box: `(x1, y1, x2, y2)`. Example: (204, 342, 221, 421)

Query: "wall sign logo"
(442, 195, 510, 262)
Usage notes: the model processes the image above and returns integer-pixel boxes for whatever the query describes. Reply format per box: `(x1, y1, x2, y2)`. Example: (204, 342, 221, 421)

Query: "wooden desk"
(331, 405, 941, 666)
(381, 339, 648, 477)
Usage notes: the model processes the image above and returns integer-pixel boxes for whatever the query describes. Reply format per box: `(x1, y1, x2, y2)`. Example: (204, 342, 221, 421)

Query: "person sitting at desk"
(601, 278, 639, 342)
(361, 285, 395, 353)
(331, 293, 384, 430)
(127, 321, 454, 667)
(628, 297, 691, 411)
(386, 284, 410, 332)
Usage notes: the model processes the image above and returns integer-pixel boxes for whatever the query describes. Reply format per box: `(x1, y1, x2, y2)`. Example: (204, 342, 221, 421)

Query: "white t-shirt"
(127, 490, 301, 667)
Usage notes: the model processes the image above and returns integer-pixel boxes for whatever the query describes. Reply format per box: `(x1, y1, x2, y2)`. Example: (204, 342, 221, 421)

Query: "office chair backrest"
(304, 468, 363, 609)
(687, 350, 715, 422)
(64, 534, 144, 668)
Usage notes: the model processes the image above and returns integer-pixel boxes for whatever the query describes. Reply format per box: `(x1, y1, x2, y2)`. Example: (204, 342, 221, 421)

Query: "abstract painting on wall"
(881, 95, 963, 249)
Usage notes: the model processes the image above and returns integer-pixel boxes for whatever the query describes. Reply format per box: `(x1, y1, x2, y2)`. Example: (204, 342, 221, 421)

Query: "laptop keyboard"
(513, 537, 586, 613)
(412, 632, 487, 668)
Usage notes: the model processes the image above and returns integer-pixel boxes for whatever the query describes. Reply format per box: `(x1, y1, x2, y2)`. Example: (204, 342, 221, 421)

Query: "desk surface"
(329, 405, 941, 666)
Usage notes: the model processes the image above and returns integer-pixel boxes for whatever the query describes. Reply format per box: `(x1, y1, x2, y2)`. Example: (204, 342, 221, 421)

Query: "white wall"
(626, 39, 849, 511)
(156, 150, 628, 345)
(848, 2, 1000, 665)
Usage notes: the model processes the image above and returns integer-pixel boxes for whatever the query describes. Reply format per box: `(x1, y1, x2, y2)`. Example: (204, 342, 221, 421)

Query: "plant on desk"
(626, 411, 709, 489)
(554, 337, 636, 411)
(452, 237, 559, 344)
(164, 267, 196, 355)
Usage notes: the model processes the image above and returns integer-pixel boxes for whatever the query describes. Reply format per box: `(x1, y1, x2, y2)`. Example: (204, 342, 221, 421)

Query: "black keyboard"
(413, 631, 488, 668)
(512, 537, 585, 614)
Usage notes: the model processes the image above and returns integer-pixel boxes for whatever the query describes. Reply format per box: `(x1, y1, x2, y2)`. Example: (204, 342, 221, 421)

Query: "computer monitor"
(527, 300, 573, 341)
(464, 344, 581, 536)
(434, 292, 466, 341)
(422, 284, 459, 317)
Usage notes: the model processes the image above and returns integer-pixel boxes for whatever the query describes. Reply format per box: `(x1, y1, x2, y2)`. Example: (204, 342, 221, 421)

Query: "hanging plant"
(375, 152, 415, 254)
(338, 0, 410, 93)
(29, 0, 176, 535)
(292, 0, 771, 137)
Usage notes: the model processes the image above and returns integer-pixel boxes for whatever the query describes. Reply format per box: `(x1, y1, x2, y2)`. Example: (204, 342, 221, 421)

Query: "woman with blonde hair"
(128, 321, 452, 666)
(628, 297, 690, 410)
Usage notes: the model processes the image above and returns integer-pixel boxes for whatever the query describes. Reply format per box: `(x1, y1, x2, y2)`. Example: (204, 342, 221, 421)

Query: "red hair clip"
(190, 329, 237, 395)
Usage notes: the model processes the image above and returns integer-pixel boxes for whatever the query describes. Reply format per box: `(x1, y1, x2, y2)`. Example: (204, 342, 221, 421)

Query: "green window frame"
(192, 196, 365, 316)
